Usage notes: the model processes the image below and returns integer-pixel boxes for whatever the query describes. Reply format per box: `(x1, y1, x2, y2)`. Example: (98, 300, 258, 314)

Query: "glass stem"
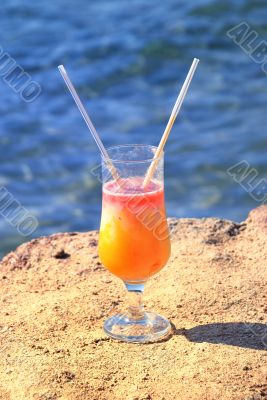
(125, 282, 145, 321)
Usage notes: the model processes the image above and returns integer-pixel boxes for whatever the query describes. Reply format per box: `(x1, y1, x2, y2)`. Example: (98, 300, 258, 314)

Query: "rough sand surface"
(0, 206, 266, 400)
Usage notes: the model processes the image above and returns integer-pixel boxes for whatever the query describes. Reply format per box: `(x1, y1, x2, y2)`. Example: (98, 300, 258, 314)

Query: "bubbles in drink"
(104, 177, 161, 195)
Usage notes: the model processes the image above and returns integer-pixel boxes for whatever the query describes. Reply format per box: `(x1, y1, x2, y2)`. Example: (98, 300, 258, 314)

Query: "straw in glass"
(142, 58, 199, 188)
(58, 65, 120, 182)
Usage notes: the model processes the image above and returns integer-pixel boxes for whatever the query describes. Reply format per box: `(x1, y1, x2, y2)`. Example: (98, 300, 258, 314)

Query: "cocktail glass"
(98, 144, 171, 343)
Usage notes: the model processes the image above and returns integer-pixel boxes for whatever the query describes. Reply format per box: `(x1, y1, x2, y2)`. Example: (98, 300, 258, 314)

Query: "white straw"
(142, 58, 199, 187)
(58, 65, 120, 181)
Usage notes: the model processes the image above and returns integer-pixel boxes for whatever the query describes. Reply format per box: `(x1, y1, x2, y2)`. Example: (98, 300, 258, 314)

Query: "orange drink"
(99, 177, 170, 282)
(99, 144, 171, 343)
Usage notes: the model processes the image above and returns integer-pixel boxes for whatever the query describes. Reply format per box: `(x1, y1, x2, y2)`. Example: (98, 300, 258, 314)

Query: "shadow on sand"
(173, 322, 267, 350)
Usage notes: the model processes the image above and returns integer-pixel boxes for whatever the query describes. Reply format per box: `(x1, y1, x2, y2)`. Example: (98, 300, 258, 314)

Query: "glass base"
(103, 312, 172, 343)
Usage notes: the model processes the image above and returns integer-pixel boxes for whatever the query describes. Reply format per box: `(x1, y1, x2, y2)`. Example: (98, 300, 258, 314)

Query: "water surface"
(0, 0, 267, 257)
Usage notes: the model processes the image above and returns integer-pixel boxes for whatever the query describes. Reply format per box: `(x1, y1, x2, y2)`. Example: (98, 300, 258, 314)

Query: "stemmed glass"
(98, 144, 171, 343)
(58, 62, 198, 343)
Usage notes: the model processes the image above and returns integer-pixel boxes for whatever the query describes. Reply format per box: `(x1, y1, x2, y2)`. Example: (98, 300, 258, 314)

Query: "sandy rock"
(247, 205, 267, 231)
(0, 208, 266, 400)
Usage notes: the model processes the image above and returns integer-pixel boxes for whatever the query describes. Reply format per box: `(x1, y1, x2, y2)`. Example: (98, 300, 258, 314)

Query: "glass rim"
(102, 144, 163, 164)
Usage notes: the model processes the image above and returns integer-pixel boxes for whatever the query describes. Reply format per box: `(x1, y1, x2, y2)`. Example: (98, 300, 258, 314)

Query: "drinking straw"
(58, 65, 120, 182)
(142, 58, 199, 188)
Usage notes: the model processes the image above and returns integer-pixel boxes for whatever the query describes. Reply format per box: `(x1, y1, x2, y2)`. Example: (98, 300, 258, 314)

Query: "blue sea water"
(0, 0, 267, 258)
